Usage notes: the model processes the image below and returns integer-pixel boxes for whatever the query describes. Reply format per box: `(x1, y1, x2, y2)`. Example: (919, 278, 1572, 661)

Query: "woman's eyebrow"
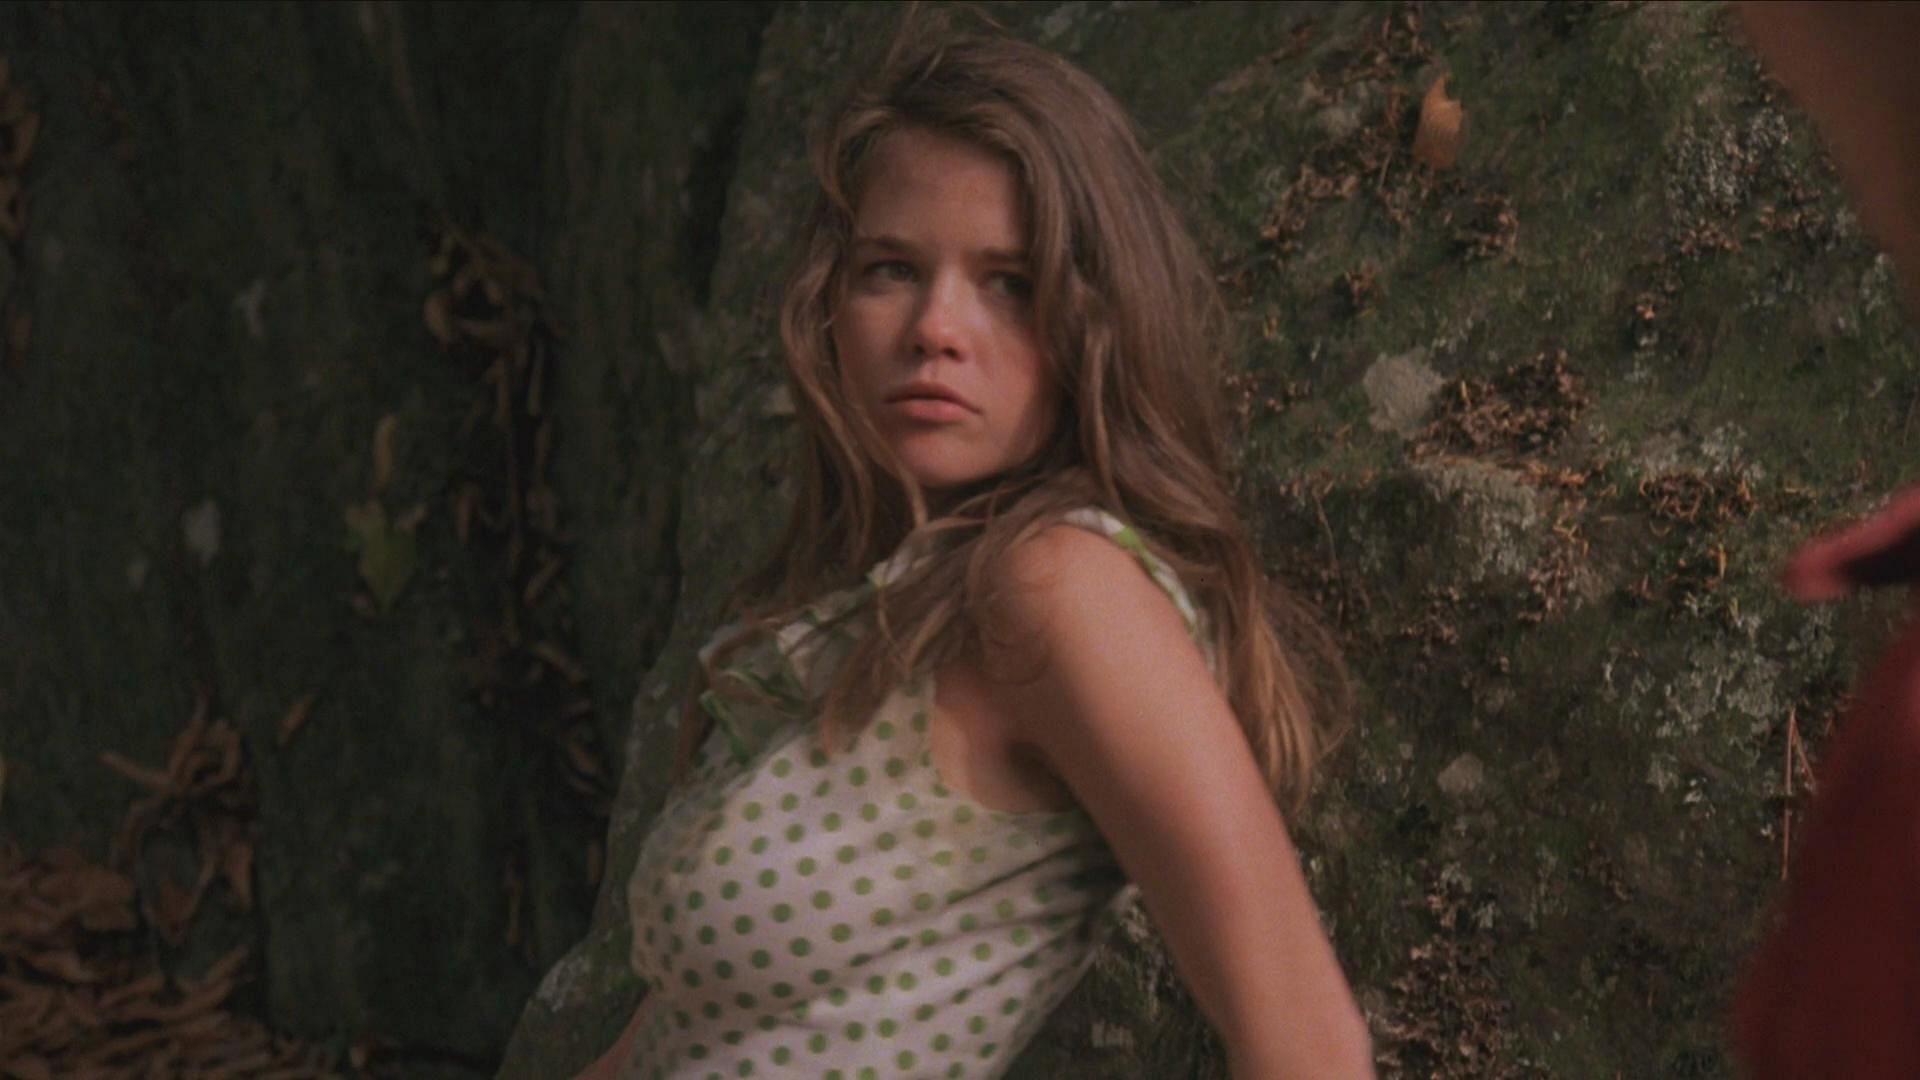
(850, 233, 916, 253)
(850, 234, 1030, 266)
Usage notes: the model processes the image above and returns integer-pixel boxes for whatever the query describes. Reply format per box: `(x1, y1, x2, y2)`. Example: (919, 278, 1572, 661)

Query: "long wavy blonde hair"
(678, 22, 1348, 810)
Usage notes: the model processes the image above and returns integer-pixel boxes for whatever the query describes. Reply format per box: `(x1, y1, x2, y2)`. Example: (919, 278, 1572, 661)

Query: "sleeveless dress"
(623, 509, 1209, 1080)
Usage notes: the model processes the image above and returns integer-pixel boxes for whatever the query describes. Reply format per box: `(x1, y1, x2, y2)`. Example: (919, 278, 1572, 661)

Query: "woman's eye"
(863, 260, 916, 283)
(988, 272, 1033, 302)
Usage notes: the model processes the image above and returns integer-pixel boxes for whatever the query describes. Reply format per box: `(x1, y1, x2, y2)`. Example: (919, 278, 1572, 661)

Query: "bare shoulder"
(987, 522, 1190, 645)
(979, 522, 1215, 756)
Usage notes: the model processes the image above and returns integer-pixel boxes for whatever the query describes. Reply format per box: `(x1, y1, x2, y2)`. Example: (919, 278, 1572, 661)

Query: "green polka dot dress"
(624, 510, 1209, 1079)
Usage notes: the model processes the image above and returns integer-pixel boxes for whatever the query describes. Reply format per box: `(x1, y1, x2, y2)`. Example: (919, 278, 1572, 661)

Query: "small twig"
(1790, 711, 1817, 790)
(1308, 480, 1339, 574)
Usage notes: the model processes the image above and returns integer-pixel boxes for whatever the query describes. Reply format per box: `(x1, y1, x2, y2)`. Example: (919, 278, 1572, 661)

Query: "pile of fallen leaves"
(0, 696, 332, 1077)
(1, 56, 39, 374)
(1417, 349, 1590, 457)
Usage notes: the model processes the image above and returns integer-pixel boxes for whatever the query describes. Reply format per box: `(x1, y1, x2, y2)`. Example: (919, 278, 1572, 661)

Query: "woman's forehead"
(849, 128, 1029, 250)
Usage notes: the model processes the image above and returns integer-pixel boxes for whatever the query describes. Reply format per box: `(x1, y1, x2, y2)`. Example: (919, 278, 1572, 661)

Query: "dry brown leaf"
(458, 315, 520, 352)
(121, 976, 226, 1026)
(5, 1055, 52, 1080)
(1, 976, 57, 1024)
(481, 274, 507, 307)
(221, 840, 254, 911)
(67, 866, 137, 932)
(169, 1006, 231, 1042)
(277, 693, 315, 747)
(371, 413, 399, 497)
(527, 484, 560, 535)
(25, 949, 100, 984)
(204, 721, 243, 789)
(98, 752, 171, 794)
(7, 109, 38, 171)
(97, 971, 165, 1012)
(523, 552, 564, 605)
(166, 689, 212, 781)
(1411, 74, 1465, 170)
(147, 874, 201, 942)
(533, 415, 554, 478)
(0, 906, 58, 940)
(394, 502, 428, 532)
(58, 988, 104, 1031)
(452, 484, 476, 543)
(212, 1047, 277, 1073)
(562, 731, 605, 783)
(422, 289, 456, 345)
(81, 1023, 173, 1064)
(531, 641, 588, 685)
(197, 946, 250, 990)
(450, 256, 482, 303)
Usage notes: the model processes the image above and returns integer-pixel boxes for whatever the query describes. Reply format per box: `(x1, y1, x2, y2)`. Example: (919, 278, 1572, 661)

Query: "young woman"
(584, 24, 1373, 1080)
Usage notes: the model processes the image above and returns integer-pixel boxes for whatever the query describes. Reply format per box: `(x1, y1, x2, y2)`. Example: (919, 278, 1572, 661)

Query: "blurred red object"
(1736, 2, 1920, 311)
(1731, 6, 1920, 1076)
(1735, 492, 1920, 1078)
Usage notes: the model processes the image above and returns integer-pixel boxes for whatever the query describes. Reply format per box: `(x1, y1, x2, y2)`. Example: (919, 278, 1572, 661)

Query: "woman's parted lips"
(884, 380, 979, 413)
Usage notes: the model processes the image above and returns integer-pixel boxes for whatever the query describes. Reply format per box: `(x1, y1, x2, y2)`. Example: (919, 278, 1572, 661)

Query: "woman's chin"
(900, 469, 974, 498)
(891, 449, 986, 496)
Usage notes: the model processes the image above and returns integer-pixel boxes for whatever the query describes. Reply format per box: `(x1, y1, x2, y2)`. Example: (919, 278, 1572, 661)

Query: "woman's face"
(831, 128, 1060, 496)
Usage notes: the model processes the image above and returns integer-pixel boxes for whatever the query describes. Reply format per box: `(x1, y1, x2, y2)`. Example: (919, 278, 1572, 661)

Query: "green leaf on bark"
(344, 500, 418, 612)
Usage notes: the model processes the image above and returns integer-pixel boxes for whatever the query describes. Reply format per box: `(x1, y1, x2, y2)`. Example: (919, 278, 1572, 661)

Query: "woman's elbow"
(1308, 1008, 1376, 1080)
(1230, 1007, 1376, 1080)
(1331, 1009, 1379, 1078)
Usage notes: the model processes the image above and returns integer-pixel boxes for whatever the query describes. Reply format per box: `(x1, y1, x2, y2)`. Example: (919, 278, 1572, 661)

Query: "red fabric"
(1734, 491, 1920, 1078)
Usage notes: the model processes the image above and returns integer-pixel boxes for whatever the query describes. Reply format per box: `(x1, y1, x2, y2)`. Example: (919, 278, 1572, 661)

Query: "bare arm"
(976, 527, 1374, 1079)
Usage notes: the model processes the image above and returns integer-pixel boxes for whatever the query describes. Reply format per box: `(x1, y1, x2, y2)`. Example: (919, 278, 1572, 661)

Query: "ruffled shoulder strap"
(1058, 508, 1214, 665)
(696, 509, 1213, 768)
(694, 581, 873, 769)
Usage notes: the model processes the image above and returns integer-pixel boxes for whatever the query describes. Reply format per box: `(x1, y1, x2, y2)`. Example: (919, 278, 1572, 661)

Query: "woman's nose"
(909, 276, 969, 360)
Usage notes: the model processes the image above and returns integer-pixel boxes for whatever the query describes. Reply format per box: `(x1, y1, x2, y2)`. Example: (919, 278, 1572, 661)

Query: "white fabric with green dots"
(623, 509, 1210, 1079)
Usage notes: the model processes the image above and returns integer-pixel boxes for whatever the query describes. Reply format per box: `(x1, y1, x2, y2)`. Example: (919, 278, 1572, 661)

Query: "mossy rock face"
(3, 1, 1914, 1076)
